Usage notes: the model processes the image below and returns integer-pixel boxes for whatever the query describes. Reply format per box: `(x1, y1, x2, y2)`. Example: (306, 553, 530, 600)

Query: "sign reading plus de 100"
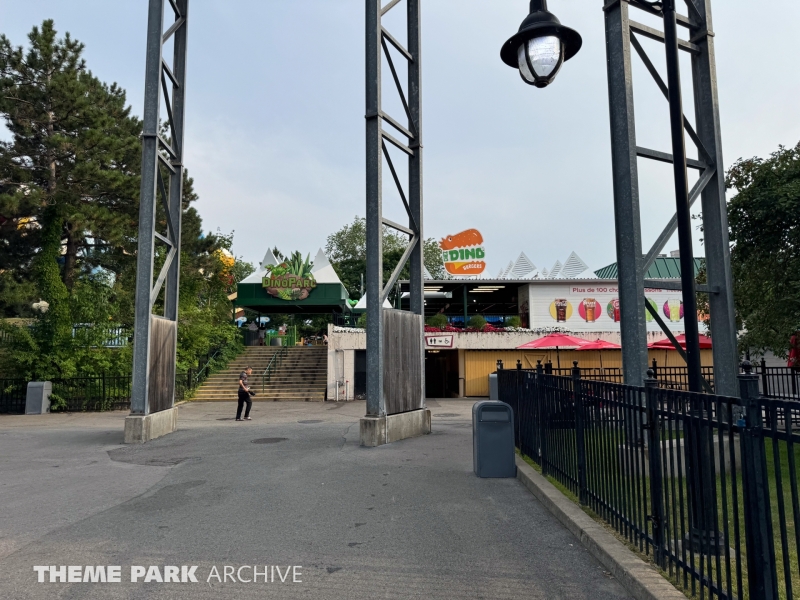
(523, 283, 703, 333)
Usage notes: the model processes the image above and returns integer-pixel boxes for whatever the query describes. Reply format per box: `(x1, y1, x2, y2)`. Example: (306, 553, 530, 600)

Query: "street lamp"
(500, 0, 582, 88)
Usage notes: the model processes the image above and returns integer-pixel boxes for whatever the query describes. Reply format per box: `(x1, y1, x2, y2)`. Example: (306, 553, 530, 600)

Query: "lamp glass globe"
(527, 35, 562, 78)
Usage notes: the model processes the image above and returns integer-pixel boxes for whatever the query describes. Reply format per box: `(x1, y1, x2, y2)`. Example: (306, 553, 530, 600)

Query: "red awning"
(517, 333, 590, 350)
(649, 334, 712, 350)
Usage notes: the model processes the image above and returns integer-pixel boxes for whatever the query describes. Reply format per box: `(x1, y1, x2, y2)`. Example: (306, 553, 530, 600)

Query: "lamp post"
(502, 0, 723, 555)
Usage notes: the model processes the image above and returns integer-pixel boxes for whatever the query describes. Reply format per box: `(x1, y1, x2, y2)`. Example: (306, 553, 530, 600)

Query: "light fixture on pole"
(500, 0, 582, 88)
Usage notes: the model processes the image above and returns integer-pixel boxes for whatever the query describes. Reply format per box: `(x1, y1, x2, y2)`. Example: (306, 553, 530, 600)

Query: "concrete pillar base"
(360, 408, 431, 447)
(124, 407, 178, 444)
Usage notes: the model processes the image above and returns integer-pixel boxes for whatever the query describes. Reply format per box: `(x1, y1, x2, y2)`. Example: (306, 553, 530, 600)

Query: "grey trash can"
(472, 401, 516, 478)
(488, 373, 498, 400)
(26, 381, 52, 414)
(270, 337, 282, 347)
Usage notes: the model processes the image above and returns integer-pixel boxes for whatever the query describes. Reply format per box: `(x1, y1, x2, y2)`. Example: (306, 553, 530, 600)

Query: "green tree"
(0, 20, 142, 302)
(324, 216, 448, 300)
(727, 142, 800, 357)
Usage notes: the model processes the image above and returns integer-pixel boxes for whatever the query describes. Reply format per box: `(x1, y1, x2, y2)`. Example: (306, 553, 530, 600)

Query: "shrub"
(357, 313, 367, 329)
(505, 316, 521, 328)
(426, 314, 448, 328)
(468, 315, 487, 330)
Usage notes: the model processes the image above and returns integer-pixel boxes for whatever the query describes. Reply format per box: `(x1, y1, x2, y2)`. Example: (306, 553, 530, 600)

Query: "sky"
(2, 1, 799, 276)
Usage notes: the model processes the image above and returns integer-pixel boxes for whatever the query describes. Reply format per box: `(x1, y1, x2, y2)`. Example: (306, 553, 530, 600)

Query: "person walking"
(236, 366, 254, 421)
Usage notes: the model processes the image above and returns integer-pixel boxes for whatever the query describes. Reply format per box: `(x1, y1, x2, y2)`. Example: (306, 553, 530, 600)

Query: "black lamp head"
(500, 0, 583, 88)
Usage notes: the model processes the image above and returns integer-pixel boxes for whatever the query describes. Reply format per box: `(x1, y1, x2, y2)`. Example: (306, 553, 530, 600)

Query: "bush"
(505, 316, 521, 328)
(468, 315, 487, 330)
(357, 313, 367, 328)
(426, 314, 448, 328)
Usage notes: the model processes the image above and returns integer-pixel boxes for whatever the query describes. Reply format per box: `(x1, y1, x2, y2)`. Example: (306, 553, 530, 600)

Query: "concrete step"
(200, 375, 327, 384)
(193, 345, 328, 402)
(198, 385, 327, 392)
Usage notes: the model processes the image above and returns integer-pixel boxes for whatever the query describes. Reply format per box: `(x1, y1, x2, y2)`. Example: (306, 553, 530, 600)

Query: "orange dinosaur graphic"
(439, 229, 483, 251)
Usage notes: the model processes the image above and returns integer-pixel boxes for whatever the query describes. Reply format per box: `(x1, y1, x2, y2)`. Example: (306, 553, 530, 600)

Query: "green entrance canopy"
(236, 249, 352, 314)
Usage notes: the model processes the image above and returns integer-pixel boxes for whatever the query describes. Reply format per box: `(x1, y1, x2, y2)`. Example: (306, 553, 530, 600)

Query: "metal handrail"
(262, 345, 287, 393)
(194, 349, 222, 385)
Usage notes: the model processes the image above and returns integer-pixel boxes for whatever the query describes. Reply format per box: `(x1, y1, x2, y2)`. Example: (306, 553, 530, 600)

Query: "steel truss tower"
(365, 0, 425, 416)
(604, 0, 737, 396)
(131, 0, 189, 417)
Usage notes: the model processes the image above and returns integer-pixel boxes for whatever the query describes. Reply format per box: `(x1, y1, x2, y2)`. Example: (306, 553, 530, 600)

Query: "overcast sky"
(2, 1, 799, 275)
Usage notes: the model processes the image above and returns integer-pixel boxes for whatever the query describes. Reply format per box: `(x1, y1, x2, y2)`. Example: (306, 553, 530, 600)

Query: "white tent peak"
(353, 295, 392, 311)
(511, 252, 536, 279)
(310, 248, 342, 284)
(260, 249, 279, 270)
(549, 260, 563, 278)
(562, 251, 589, 278)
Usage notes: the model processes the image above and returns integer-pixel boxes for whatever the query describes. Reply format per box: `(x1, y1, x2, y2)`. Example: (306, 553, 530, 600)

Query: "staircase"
(191, 346, 328, 402)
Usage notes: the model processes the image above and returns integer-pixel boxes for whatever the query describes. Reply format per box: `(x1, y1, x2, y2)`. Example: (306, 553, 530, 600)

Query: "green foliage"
(468, 315, 487, 330)
(0, 22, 247, 381)
(727, 142, 800, 356)
(324, 216, 449, 301)
(356, 313, 367, 329)
(426, 313, 448, 328)
(284, 251, 314, 278)
(505, 316, 521, 328)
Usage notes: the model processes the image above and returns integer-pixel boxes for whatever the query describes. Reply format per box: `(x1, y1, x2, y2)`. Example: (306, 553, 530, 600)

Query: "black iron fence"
(757, 360, 800, 401)
(0, 379, 27, 413)
(0, 372, 200, 414)
(499, 362, 800, 600)
(533, 359, 800, 400)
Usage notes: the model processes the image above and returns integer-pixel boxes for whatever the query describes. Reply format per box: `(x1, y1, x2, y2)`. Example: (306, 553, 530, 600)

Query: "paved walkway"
(0, 401, 631, 599)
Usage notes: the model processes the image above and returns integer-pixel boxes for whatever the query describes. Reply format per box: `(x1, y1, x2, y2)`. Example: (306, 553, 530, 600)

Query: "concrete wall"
(327, 325, 364, 401)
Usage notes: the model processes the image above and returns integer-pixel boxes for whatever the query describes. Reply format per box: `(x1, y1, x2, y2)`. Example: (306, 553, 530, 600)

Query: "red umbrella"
(575, 339, 621, 372)
(649, 334, 712, 349)
(517, 333, 589, 368)
(576, 339, 621, 351)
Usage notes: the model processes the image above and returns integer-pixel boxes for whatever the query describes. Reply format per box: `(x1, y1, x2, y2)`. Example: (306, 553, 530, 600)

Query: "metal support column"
(365, 0, 424, 417)
(165, 0, 189, 323)
(131, 0, 189, 416)
(365, 0, 384, 417)
(408, 0, 425, 408)
(604, 1, 648, 386)
(663, 0, 702, 392)
(691, 0, 738, 398)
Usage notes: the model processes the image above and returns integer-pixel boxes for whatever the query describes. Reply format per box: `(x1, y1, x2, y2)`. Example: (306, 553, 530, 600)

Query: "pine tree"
(0, 20, 142, 306)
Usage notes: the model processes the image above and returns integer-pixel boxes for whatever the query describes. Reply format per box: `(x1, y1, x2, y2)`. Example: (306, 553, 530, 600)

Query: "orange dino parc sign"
(439, 229, 486, 276)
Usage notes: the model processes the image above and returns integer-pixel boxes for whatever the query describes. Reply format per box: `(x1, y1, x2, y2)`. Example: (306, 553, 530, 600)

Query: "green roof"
(594, 257, 704, 279)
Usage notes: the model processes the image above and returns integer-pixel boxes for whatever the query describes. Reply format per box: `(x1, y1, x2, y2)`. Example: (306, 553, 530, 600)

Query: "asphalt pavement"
(0, 400, 631, 599)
